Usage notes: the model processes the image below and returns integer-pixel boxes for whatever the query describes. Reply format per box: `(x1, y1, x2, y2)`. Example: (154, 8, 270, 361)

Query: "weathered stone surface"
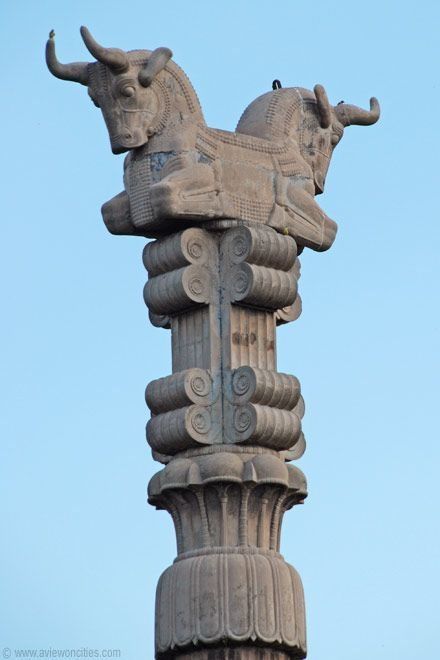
(47, 26, 380, 659)
(149, 451, 307, 552)
(143, 223, 308, 655)
(143, 225, 304, 460)
(174, 648, 295, 660)
(155, 552, 306, 657)
(46, 27, 379, 253)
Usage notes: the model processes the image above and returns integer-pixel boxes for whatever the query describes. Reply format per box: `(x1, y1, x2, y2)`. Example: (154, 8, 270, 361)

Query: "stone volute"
(46, 26, 380, 659)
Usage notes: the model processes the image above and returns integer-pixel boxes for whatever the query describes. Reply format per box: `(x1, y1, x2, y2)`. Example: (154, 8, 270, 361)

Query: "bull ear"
(314, 84, 332, 129)
(138, 47, 173, 87)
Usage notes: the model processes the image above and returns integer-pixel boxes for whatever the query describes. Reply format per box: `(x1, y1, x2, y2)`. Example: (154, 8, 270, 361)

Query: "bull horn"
(335, 97, 380, 126)
(46, 30, 89, 85)
(80, 25, 128, 73)
(139, 47, 173, 87)
(314, 84, 332, 129)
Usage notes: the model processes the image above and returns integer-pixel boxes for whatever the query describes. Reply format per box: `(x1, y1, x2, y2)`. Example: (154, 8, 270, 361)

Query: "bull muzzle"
(110, 128, 150, 154)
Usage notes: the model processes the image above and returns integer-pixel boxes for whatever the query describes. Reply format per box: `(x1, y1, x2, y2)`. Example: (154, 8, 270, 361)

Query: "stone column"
(144, 224, 307, 659)
(45, 26, 380, 660)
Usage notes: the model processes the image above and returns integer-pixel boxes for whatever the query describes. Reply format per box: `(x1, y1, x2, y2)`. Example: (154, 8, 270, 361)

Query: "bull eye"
(331, 134, 340, 146)
(121, 85, 135, 98)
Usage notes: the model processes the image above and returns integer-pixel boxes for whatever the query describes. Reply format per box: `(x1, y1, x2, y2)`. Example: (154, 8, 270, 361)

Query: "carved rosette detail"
(143, 224, 308, 657)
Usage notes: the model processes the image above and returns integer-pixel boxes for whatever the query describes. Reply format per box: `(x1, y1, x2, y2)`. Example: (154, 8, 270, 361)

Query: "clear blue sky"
(1, 0, 439, 658)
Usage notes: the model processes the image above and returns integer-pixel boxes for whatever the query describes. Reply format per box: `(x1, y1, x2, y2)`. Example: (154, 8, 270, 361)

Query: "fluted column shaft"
(144, 224, 307, 659)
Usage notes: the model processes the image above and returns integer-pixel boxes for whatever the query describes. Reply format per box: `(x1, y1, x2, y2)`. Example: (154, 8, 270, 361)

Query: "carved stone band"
(231, 404, 302, 450)
(173, 648, 294, 659)
(144, 265, 212, 315)
(143, 227, 216, 276)
(228, 263, 298, 310)
(231, 366, 301, 410)
(222, 225, 297, 271)
(155, 552, 306, 658)
(146, 368, 213, 414)
(147, 405, 218, 454)
(148, 452, 307, 555)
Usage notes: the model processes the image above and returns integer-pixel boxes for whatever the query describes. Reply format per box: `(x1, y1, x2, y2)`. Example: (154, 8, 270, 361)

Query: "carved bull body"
(46, 27, 380, 252)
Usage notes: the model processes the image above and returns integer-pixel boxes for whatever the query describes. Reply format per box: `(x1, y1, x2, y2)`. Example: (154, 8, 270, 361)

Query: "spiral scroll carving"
(231, 404, 302, 450)
(223, 225, 297, 271)
(229, 263, 297, 310)
(45, 23, 366, 652)
(144, 265, 211, 315)
(233, 406, 253, 433)
(189, 406, 211, 435)
(146, 368, 213, 414)
(147, 405, 216, 454)
(231, 367, 301, 410)
(143, 224, 308, 658)
(143, 227, 215, 277)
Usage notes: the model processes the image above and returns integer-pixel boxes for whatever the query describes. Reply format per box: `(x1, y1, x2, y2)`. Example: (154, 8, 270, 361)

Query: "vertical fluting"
(145, 225, 307, 658)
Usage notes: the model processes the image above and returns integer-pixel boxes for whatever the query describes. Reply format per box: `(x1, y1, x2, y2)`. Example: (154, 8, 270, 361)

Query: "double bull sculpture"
(47, 26, 380, 659)
(46, 26, 379, 253)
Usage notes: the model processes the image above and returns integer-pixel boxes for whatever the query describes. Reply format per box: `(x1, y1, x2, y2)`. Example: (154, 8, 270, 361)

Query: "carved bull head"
(309, 84, 380, 193)
(46, 27, 172, 154)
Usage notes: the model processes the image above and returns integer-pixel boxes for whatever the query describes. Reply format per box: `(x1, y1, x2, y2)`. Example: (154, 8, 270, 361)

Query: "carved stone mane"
(46, 27, 379, 252)
(237, 87, 318, 141)
(130, 50, 205, 123)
